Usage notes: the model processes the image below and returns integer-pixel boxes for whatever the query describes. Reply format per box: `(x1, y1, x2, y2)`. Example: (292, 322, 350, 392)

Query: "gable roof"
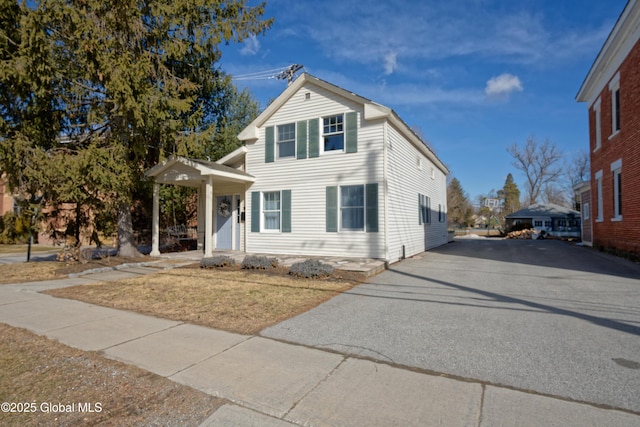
(576, 0, 640, 105)
(238, 73, 449, 175)
(145, 155, 254, 187)
(505, 203, 580, 219)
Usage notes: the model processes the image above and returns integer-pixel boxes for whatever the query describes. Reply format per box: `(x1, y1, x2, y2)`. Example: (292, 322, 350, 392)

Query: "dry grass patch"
(0, 245, 56, 255)
(46, 267, 359, 334)
(0, 262, 64, 285)
(0, 324, 222, 426)
(0, 256, 156, 285)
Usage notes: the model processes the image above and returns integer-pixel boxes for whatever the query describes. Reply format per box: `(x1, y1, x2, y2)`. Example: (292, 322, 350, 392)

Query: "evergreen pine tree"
(0, 0, 272, 255)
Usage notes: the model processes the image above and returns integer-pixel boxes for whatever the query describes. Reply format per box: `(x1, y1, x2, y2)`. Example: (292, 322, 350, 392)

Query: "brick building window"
(611, 159, 622, 221)
(609, 72, 621, 137)
(595, 170, 603, 222)
(593, 97, 602, 151)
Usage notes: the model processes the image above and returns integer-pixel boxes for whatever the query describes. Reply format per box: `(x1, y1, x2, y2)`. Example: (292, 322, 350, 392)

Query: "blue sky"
(220, 0, 628, 202)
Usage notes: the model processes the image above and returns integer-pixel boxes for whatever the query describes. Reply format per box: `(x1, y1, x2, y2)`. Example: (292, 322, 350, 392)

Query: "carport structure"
(145, 155, 254, 257)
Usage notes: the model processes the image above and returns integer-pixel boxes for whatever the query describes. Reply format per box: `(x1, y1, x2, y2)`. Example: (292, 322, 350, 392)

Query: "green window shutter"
(265, 126, 275, 163)
(366, 183, 378, 232)
(419, 194, 423, 225)
(296, 121, 307, 159)
(282, 190, 292, 233)
(251, 191, 260, 232)
(326, 186, 338, 232)
(345, 111, 358, 153)
(308, 119, 320, 158)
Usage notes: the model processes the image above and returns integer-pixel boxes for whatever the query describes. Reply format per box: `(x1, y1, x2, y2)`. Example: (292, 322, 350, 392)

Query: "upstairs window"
(593, 97, 602, 151)
(277, 123, 296, 158)
(323, 114, 344, 152)
(609, 72, 621, 137)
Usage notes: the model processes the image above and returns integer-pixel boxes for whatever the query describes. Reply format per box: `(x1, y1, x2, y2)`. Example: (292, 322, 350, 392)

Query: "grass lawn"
(46, 266, 361, 335)
(0, 324, 221, 427)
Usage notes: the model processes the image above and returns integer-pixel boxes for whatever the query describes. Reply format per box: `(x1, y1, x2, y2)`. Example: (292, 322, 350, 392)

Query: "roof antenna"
(276, 64, 304, 85)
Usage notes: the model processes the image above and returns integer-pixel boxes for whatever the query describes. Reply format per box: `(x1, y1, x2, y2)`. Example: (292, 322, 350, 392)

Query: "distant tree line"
(448, 136, 589, 231)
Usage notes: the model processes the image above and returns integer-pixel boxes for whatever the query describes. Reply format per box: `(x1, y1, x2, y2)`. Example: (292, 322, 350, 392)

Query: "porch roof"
(145, 155, 254, 187)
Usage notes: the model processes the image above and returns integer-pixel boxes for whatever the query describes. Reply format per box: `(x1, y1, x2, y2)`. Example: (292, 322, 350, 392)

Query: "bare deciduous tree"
(507, 136, 563, 206)
(565, 150, 591, 210)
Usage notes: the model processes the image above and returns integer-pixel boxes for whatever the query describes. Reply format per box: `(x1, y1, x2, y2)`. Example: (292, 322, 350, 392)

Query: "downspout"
(383, 122, 390, 264)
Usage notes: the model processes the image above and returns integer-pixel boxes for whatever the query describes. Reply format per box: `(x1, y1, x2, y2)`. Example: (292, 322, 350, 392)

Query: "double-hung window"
(609, 72, 621, 137)
(323, 114, 344, 152)
(326, 183, 378, 233)
(593, 97, 602, 151)
(595, 170, 603, 222)
(611, 159, 622, 220)
(341, 185, 365, 230)
(277, 123, 295, 158)
(419, 194, 430, 224)
(263, 191, 281, 231)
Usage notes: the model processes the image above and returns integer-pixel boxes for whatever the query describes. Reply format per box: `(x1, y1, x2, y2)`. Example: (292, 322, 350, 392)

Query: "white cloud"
(240, 36, 260, 56)
(485, 74, 523, 98)
(383, 52, 398, 75)
(282, 0, 610, 72)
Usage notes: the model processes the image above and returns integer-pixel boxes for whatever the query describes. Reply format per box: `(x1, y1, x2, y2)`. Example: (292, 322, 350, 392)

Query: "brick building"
(0, 178, 14, 216)
(576, 0, 640, 257)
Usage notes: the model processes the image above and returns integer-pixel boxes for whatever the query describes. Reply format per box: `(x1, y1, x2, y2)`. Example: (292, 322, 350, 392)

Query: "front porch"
(145, 156, 255, 257)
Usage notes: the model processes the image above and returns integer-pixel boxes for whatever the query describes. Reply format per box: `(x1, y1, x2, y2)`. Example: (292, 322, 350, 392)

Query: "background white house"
(148, 73, 450, 264)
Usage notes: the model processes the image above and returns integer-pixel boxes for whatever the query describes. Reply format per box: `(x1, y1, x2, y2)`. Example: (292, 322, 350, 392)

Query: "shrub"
(200, 255, 236, 269)
(289, 259, 335, 278)
(241, 255, 278, 270)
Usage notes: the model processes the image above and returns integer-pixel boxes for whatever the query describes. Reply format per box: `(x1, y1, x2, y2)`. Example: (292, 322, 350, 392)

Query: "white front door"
(216, 195, 233, 250)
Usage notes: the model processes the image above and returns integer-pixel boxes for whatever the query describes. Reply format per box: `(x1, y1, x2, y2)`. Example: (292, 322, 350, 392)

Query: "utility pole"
(275, 64, 303, 85)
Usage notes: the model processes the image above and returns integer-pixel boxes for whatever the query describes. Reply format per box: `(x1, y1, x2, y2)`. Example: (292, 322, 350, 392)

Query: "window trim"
(595, 170, 604, 222)
(611, 159, 622, 221)
(340, 185, 365, 231)
(609, 72, 621, 139)
(322, 114, 345, 153)
(276, 123, 296, 159)
(262, 191, 282, 232)
(593, 97, 602, 151)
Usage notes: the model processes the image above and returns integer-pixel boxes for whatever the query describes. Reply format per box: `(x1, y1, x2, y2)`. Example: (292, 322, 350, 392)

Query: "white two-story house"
(147, 74, 450, 264)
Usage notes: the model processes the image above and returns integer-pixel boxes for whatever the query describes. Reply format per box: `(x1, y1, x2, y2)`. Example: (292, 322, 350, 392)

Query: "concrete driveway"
(262, 238, 640, 413)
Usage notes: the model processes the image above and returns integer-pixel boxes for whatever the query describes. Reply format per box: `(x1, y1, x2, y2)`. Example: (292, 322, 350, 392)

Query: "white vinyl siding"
(244, 82, 385, 258)
(243, 80, 447, 261)
(386, 122, 448, 261)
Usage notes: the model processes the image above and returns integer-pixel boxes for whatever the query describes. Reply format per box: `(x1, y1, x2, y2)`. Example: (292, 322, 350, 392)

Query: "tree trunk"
(117, 202, 141, 257)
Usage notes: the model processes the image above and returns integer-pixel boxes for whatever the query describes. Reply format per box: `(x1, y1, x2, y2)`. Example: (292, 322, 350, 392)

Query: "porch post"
(197, 186, 204, 250)
(204, 176, 214, 257)
(150, 183, 160, 256)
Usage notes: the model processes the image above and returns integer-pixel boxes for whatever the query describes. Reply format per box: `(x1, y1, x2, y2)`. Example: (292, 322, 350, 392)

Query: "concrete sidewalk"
(1, 271, 639, 426)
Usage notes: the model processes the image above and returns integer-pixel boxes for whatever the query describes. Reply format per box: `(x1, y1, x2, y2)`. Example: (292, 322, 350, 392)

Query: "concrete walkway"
(1, 262, 639, 426)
